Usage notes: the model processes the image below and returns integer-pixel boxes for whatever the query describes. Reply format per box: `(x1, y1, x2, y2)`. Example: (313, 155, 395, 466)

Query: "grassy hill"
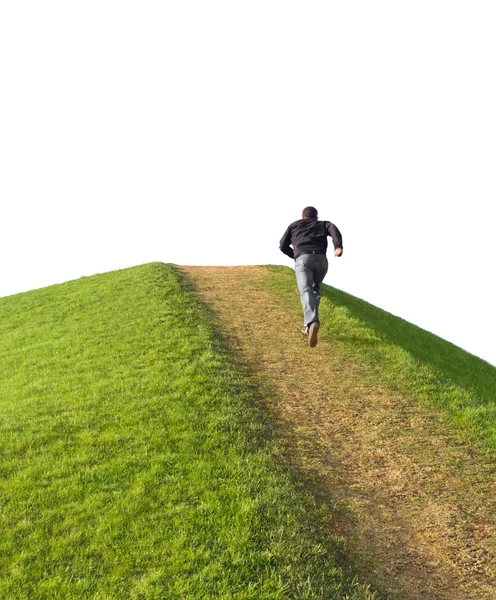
(2, 261, 495, 599)
(0, 263, 376, 599)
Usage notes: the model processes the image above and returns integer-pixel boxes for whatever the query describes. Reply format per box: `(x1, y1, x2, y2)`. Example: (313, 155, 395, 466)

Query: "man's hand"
(334, 248, 343, 257)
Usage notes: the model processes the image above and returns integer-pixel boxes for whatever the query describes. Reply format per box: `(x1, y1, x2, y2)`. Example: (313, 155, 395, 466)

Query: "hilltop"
(0, 263, 375, 599)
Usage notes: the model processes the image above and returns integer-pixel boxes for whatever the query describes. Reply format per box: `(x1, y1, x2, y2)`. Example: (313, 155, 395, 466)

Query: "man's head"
(302, 206, 318, 220)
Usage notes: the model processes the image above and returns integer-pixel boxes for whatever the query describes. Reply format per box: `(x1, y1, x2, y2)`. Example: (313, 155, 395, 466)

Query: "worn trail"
(181, 266, 496, 600)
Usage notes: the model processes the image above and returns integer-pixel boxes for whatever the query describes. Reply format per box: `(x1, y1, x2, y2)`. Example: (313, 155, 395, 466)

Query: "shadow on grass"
(174, 265, 382, 600)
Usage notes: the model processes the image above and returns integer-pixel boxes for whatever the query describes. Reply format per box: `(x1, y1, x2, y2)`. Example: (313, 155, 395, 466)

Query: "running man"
(279, 206, 343, 347)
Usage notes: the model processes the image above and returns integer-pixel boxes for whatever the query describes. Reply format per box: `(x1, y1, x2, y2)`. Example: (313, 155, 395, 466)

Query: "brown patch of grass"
(180, 266, 496, 600)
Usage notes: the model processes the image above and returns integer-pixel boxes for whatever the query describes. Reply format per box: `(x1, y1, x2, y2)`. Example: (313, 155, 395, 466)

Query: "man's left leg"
(295, 254, 328, 347)
(295, 255, 319, 328)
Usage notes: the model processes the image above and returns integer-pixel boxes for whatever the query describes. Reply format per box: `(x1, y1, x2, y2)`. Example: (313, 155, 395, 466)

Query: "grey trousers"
(295, 254, 328, 326)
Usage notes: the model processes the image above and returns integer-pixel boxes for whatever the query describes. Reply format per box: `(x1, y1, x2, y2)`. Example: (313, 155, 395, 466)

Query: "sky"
(1, 2, 495, 366)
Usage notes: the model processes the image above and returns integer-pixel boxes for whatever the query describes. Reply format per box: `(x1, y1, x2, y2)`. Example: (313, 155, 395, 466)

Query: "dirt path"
(181, 266, 496, 600)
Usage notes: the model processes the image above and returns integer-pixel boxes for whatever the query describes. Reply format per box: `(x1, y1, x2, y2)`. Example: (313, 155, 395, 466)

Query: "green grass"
(264, 265, 496, 451)
(0, 263, 376, 599)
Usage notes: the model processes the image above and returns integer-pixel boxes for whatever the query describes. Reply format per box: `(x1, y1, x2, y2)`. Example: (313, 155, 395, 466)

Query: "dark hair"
(302, 206, 318, 219)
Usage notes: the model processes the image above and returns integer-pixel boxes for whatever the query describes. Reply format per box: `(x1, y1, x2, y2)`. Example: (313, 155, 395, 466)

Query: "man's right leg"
(311, 255, 329, 316)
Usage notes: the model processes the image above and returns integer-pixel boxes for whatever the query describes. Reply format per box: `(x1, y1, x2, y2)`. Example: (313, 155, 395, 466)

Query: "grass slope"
(264, 265, 496, 451)
(0, 263, 375, 599)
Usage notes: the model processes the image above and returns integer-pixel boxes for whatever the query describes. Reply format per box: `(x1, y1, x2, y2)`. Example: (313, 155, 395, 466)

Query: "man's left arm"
(279, 225, 295, 259)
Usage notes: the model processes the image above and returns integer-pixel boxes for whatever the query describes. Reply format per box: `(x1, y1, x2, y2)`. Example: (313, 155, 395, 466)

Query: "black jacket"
(279, 218, 343, 260)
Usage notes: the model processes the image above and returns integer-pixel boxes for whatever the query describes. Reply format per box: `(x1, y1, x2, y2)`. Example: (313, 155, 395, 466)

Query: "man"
(279, 207, 343, 348)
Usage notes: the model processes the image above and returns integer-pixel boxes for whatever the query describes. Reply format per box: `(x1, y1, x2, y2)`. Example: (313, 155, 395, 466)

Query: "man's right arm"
(326, 221, 343, 257)
(279, 225, 295, 259)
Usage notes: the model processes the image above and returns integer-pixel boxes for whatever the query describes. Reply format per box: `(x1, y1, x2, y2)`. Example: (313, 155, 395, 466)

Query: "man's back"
(279, 218, 342, 260)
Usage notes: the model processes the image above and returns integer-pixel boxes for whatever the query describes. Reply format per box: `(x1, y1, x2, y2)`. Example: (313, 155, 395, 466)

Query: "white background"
(1, 2, 495, 365)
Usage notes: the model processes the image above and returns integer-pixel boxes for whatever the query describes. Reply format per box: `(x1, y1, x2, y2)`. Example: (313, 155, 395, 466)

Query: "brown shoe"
(309, 321, 320, 347)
